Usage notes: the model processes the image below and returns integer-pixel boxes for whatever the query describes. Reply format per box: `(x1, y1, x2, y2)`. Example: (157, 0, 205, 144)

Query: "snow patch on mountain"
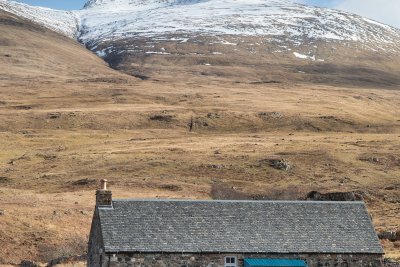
(293, 52, 315, 60)
(83, 0, 212, 9)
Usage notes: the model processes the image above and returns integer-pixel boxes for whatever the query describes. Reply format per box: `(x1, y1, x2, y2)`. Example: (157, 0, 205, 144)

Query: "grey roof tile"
(98, 199, 383, 254)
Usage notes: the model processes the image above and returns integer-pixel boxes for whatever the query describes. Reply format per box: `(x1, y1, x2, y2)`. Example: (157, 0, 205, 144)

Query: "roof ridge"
(111, 198, 366, 204)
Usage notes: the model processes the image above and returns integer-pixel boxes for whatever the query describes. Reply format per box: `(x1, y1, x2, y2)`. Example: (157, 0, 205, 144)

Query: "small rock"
(258, 111, 283, 119)
(159, 184, 182, 191)
(47, 112, 61, 119)
(360, 156, 380, 163)
(265, 159, 291, 171)
(208, 164, 224, 169)
(0, 177, 10, 183)
(42, 154, 57, 160)
(149, 114, 173, 122)
(72, 178, 96, 186)
(385, 185, 399, 190)
(0, 210, 5, 216)
(207, 112, 220, 119)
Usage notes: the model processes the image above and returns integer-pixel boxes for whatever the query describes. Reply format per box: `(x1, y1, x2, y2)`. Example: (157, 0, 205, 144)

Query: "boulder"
(268, 159, 291, 171)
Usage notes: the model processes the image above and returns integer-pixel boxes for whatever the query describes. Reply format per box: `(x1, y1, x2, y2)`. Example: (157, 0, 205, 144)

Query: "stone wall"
(87, 209, 103, 267)
(97, 252, 384, 267)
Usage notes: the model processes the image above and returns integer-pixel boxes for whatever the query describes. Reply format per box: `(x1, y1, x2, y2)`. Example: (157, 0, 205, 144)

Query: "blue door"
(244, 259, 307, 267)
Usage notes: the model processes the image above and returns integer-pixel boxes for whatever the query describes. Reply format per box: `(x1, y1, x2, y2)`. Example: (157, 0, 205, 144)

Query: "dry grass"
(0, 9, 399, 265)
(1, 81, 399, 264)
(54, 263, 86, 267)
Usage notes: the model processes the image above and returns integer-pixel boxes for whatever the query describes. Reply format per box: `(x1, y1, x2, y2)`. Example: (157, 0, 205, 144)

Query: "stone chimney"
(96, 179, 112, 207)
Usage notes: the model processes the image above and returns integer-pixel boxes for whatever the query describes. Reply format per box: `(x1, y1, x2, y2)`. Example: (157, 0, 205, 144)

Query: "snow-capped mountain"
(78, 0, 400, 47)
(1, 0, 400, 51)
(1, 0, 400, 85)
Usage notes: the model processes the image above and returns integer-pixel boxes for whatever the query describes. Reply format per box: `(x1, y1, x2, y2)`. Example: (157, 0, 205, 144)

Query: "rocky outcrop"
(20, 261, 40, 267)
(378, 230, 400, 242)
(305, 191, 363, 201)
(259, 158, 291, 171)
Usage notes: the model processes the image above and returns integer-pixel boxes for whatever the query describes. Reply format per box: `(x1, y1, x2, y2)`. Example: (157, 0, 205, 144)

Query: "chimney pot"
(100, 179, 107, 190)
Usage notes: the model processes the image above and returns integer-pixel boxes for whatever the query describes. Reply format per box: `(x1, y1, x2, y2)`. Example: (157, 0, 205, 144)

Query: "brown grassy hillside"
(0, 10, 399, 265)
(102, 35, 400, 88)
(0, 11, 120, 82)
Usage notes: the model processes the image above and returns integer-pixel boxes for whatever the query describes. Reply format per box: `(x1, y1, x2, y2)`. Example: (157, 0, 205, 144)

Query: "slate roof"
(97, 199, 383, 254)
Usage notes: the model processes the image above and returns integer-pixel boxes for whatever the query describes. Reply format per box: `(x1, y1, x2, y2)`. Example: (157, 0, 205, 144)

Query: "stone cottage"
(88, 180, 384, 267)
